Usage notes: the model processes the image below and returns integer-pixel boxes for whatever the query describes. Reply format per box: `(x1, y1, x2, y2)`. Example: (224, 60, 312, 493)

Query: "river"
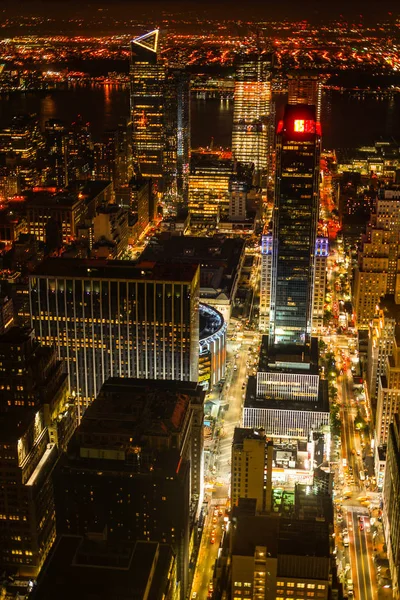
(0, 84, 399, 150)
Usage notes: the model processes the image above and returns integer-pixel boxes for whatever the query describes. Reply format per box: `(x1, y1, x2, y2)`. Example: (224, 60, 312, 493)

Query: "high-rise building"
(231, 429, 273, 512)
(92, 204, 130, 259)
(243, 339, 329, 440)
(376, 337, 400, 449)
(65, 116, 93, 183)
(312, 237, 329, 335)
(269, 105, 321, 347)
(0, 327, 75, 576)
(231, 52, 273, 173)
(53, 378, 205, 598)
(0, 292, 14, 334)
(367, 296, 398, 404)
(259, 233, 273, 332)
(287, 71, 322, 122)
(229, 176, 248, 221)
(130, 30, 165, 182)
(93, 120, 134, 198)
(228, 490, 332, 600)
(44, 119, 67, 187)
(29, 258, 200, 410)
(383, 412, 400, 599)
(188, 150, 233, 225)
(164, 69, 191, 203)
(354, 189, 400, 329)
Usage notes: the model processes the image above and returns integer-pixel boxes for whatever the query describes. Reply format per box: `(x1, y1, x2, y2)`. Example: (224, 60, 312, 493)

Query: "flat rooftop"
(259, 336, 319, 375)
(31, 257, 199, 283)
(24, 190, 81, 208)
(33, 537, 174, 600)
(141, 235, 244, 300)
(231, 515, 330, 562)
(245, 376, 329, 414)
(79, 378, 197, 437)
(233, 427, 266, 446)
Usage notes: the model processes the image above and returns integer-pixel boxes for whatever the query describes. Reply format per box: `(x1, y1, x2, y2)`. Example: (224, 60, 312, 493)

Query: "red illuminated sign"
(277, 119, 322, 136)
(293, 119, 316, 133)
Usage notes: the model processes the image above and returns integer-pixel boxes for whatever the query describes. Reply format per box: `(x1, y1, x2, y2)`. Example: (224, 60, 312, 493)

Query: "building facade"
(383, 413, 400, 599)
(164, 69, 191, 203)
(29, 259, 200, 410)
(312, 237, 328, 335)
(231, 52, 273, 173)
(243, 404, 330, 439)
(0, 327, 75, 576)
(259, 233, 273, 333)
(354, 190, 400, 329)
(188, 150, 233, 224)
(198, 303, 226, 390)
(287, 71, 322, 122)
(130, 30, 165, 182)
(231, 429, 269, 512)
(367, 298, 398, 403)
(269, 105, 321, 347)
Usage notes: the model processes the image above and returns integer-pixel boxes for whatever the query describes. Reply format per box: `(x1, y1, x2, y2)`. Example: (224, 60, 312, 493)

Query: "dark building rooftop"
(32, 257, 199, 283)
(24, 190, 81, 209)
(64, 378, 204, 475)
(231, 514, 330, 561)
(32, 536, 175, 600)
(259, 336, 319, 375)
(141, 235, 244, 300)
(233, 427, 266, 446)
(79, 377, 196, 438)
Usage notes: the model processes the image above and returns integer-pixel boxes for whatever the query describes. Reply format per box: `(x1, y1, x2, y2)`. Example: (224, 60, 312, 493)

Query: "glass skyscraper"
(130, 30, 165, 181)
(269, 104, 321, 347)
(231, 52, 273, 173)
(164, 68, 191, 203)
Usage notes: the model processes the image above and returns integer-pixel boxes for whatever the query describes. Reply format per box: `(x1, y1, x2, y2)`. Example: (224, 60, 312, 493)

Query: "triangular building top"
(132, 29, 159, 53)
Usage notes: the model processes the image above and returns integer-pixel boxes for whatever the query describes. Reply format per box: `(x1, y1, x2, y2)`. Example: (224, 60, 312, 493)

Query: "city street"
(191, 506, 225, 600)
(192, 321, 258, 599)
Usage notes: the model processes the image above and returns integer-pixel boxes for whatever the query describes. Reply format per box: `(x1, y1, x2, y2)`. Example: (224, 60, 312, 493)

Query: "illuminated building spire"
(132, 29, 159, 54)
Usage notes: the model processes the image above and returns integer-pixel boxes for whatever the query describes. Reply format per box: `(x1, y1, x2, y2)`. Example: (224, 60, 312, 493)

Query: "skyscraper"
(287, 71, 322, 122)
(29, 259, 200, 411)
(269, 105, 321, 347)
(312, 237, 329, 335)
(259, 232, 273, 332)
(353, 189, 400, 329)
(231, 52, 273, 173)
(130, 30, 165, 182)
(0, 327, 75, 576)
(53, 378, 205, 598)
(164, 69, 191, 203)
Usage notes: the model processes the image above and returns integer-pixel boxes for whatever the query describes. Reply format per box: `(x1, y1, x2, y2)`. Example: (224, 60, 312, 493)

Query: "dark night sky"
(5, 0, 400, 21)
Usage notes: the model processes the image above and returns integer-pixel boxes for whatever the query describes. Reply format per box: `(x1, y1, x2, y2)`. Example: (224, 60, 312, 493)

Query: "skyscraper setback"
(231, 52, 273, 174)
(269, 105, 321, 347)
